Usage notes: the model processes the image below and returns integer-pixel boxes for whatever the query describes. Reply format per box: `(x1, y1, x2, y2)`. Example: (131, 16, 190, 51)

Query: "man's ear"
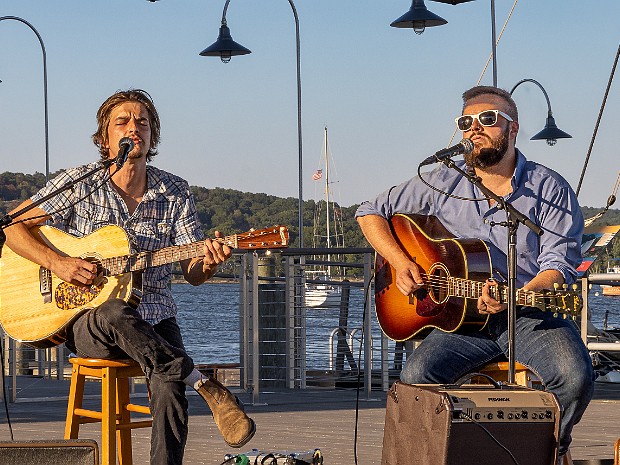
(510, 121, 519, 138)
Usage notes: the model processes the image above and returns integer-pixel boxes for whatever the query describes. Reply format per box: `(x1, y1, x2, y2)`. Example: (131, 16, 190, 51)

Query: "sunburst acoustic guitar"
(0, 224, 288, 348)
(374, 213, 581, 341)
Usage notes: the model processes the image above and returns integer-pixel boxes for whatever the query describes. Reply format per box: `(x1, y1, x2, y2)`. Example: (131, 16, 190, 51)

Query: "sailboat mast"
(324, 126, 331, 250)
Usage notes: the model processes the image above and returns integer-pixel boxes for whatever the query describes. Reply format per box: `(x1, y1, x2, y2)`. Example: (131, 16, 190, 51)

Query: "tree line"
(2, 171, 620, 272)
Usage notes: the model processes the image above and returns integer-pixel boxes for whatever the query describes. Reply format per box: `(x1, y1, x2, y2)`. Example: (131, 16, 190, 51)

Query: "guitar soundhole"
(427, 263, 449, 304)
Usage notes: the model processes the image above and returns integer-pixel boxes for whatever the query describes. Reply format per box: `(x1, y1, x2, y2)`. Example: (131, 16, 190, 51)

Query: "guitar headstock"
(220, 226, 289, 250)
(532, 284, 582, 319)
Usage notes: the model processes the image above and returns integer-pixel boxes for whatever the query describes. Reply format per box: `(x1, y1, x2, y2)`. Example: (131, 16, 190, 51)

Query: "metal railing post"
(251, 252, 261, 404)
(363, 251, 373, 399)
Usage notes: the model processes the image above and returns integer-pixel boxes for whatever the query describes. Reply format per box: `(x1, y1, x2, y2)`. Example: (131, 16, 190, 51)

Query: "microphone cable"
(353, 268, 376, 465)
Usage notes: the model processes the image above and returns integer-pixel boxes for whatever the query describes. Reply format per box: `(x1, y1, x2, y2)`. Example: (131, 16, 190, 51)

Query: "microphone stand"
(439, 158, 543, 384)
(0, 158, 119, 257)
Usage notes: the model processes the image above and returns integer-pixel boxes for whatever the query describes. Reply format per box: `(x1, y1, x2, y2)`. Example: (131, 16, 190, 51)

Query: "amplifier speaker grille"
(0, 439, 98, 465)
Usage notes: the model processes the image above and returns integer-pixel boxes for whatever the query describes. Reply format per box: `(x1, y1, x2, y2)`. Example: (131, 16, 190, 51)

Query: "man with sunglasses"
(356, 86, 592, 465)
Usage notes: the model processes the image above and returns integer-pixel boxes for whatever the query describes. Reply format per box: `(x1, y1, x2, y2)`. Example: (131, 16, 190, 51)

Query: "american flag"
(312, 169, 323, 181)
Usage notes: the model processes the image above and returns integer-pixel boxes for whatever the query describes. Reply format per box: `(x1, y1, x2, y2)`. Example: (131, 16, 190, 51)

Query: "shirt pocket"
(74, 205, 116, 234)
(133, 221, 173, 250)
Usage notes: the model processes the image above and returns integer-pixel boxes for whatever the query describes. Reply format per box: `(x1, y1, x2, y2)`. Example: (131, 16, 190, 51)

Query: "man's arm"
(180, 231, 232, 286)
(357, 214, 424, 296)
(4, 200, 97, 286)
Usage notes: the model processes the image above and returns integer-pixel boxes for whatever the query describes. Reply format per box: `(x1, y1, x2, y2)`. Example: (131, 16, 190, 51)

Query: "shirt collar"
(511, 148, 527, 191)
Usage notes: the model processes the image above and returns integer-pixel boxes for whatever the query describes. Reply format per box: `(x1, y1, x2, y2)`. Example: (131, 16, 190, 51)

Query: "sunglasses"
(455, 109, 514, 131)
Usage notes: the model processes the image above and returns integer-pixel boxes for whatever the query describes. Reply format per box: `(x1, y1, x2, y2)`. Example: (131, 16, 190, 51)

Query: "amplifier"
(0, 439, 98, 465)
(382, 382, 561, 465)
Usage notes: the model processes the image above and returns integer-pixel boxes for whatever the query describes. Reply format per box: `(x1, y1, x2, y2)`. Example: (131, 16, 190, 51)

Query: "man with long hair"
(5, 89, 255, 465)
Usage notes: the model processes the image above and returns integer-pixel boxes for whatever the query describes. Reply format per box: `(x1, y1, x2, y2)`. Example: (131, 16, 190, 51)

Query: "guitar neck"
(438, 275, 542, 307)
(100, 235, 238, 276)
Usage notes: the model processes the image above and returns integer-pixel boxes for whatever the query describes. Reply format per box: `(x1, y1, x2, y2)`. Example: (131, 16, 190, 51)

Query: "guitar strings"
(412, 272, 578, 313)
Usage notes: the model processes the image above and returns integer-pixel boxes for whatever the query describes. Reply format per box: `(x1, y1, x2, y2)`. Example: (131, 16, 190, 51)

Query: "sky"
(1, 1, 619, 209)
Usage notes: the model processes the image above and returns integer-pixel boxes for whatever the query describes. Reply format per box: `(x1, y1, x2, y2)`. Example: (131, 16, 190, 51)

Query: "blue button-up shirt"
(355, 150, 583, 288)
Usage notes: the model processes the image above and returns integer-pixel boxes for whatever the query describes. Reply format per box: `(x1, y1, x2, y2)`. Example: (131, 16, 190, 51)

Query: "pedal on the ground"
(224, 448, 323, 465)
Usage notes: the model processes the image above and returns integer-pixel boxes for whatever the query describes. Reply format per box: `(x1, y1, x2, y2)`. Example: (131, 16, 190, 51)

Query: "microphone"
(116, 137, 135, 169)
(419, 138, 475, 167)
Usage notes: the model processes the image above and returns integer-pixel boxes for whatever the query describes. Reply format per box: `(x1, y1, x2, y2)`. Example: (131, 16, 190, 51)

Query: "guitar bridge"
(39, 266, 52, 304)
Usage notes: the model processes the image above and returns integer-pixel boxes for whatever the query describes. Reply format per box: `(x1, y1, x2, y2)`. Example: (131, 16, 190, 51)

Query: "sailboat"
(305, 127, 344, 308)
(601, 260, 620, 296)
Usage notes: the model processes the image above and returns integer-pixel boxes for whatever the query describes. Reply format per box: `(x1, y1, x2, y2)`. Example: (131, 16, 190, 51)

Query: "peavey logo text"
(487, 397, 511, 402)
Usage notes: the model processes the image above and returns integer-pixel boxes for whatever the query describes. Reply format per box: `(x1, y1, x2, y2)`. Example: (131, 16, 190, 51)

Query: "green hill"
(2, 171, 620, 269)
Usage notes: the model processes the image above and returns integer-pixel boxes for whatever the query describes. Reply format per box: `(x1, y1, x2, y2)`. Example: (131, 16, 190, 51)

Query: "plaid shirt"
(31, 162, 205, 324)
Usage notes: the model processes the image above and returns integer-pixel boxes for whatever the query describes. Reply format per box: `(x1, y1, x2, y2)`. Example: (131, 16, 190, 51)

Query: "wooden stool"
(477, 361, 541, 387)
(64, 358, 152, 465)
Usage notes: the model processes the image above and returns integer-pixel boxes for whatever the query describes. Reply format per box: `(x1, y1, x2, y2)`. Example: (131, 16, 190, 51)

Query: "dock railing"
(2, 247, 411, 403)
(581, 273, 620, 352)
(238, 247, 393, 404)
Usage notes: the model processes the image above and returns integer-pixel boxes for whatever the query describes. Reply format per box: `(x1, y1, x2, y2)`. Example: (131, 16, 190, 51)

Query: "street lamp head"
(199, 24, 251, 63)
(530, 115, 572, 146)
(430, 0, 475, 4)
(391, 0, 448, 34)
(510, 78, 572, 147)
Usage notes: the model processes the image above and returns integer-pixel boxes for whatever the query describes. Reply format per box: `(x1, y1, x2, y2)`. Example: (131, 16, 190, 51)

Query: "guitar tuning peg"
(553, 312, 559, 318)
(553, 283, 559, 290)
(562, 284, 568, 290)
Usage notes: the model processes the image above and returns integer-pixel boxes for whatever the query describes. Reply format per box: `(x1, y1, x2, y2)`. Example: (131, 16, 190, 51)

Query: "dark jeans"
(400, 307, 595, 455)
(65, 299, 195, 465)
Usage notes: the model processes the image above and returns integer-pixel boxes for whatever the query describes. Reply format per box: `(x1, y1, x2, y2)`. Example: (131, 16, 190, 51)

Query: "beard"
(464, 126, 510, 169)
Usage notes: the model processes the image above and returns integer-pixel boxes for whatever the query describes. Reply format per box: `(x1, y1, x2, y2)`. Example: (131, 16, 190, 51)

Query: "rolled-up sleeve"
(537, 182, 583, 285)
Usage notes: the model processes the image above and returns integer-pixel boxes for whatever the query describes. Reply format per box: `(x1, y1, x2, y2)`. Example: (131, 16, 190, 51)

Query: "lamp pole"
(510, 78, 572, 146)
(0, 16, 49, 180)
(200, 1, 304, 247)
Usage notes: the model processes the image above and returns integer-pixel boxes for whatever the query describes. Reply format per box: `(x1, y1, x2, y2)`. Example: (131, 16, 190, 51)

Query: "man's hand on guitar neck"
(477, 278, 507, 315)
(183, 231, 232, 285)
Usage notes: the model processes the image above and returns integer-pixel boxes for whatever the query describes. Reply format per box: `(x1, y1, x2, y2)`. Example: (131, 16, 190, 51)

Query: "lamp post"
(200, 1, 305, 247)
(0, 16, 50, 180)
(510, 78, 572, 146)
(391, 0, 498, 87)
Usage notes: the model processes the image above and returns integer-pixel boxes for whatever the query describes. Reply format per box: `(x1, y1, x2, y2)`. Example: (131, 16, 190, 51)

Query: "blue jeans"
(400, 307, 594, 455)
(65, 299, 195, 465)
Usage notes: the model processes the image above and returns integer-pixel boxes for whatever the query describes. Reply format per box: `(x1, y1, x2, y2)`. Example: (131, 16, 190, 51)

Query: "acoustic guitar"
(375, 213, 581, 341)
(0, 224, 289, 348)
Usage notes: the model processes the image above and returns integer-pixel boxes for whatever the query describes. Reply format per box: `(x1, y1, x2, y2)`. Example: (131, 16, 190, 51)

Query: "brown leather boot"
(196, 377, 256, 448)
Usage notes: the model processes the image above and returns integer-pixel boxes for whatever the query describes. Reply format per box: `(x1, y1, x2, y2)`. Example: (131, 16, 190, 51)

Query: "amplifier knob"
(507, 413, 513, 420)
(474, 413, 481, 420)
(545, 410, 552, 419)
(515, 413, 521, 420)
(532, 413, 538, 419)
(521, 410, 528, 419)
(497, 411, 504, 419)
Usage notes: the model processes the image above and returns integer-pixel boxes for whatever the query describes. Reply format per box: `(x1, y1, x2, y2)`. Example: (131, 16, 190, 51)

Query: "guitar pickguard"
(54, 282, 103, 310)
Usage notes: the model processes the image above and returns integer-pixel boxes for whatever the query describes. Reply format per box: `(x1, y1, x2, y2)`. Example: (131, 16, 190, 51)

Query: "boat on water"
(601, 262, 620, 296)
(305, 127, 344, 308)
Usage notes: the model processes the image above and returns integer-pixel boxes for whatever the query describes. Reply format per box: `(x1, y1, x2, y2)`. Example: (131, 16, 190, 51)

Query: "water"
(172, 282, 620, 365)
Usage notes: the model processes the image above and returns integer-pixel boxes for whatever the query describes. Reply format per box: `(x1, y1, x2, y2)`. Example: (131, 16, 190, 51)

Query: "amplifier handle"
(447, 372, 503, 389)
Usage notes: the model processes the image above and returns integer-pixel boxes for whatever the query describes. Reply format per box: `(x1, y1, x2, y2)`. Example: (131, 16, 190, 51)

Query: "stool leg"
(116, 377, 133, 465)
(64, 365, 85, 439)
(102, 367, 117, 465)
